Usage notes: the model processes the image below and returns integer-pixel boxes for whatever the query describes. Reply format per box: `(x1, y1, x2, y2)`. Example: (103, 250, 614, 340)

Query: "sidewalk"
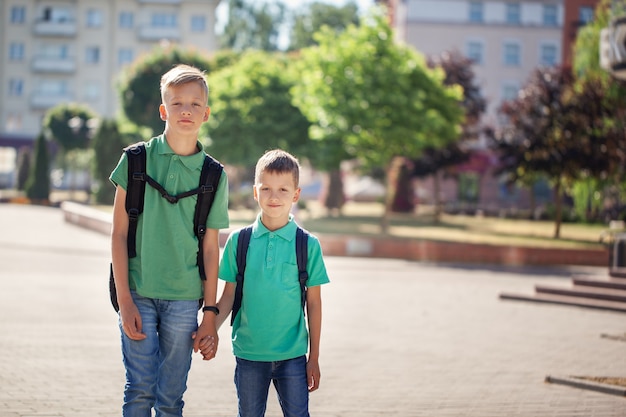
(0, 203, 624, 417)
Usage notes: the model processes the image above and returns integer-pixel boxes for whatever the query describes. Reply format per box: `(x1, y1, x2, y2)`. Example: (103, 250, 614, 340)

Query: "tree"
(91, 119, 139, 204)
(43, 103, 98, 152)
(288, 1, 359, 51)
(118, 45, 214, 135)
(408, 50, 487, 219)
(25, 133, 50, 203)
(292, 10, 464, 231)
(572, 0, 626, 221)
(16, 147, 31, 191)
(220, 0, 285, 51)
(202, 50, 311, 201)
(487, 66, 584, 238)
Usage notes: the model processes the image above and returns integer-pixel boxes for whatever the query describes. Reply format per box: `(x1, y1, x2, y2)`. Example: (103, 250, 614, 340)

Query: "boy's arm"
(194, 228, 220, 359)
(216, 282, 235, 329)
(306, 285, 323, 392)
(111, 186, 146, 341)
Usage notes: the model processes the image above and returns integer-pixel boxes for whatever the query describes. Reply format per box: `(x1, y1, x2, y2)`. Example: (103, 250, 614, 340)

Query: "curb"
(59, 201, 608, 267)
(545, 375, 626, 397)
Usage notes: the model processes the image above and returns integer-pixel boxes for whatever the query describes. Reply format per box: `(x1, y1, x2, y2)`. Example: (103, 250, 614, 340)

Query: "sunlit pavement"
(0, 204, 624, 417)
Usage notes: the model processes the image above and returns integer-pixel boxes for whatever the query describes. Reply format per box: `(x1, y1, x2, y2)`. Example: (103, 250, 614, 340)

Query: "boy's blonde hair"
(254, 149, 300, 188)
(160, 64, 209, 101)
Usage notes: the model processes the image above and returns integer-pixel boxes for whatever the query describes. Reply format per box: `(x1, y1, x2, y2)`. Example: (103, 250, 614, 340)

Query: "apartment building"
(387, 0, 565, 213)
(0, 0, 222, 151)
(562, 0, 600, 66)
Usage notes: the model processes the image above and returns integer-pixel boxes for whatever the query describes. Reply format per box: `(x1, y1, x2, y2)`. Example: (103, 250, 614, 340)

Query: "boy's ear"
(293, 187, 301, 203)
(204, 106, 211, 121)
(159, 104, 167, 121)
(253, 185, 259, 201)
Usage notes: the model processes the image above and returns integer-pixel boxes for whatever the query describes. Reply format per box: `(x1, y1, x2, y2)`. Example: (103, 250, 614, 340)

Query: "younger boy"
(207, 149, 329, 417)
(110, 64, 229, 416)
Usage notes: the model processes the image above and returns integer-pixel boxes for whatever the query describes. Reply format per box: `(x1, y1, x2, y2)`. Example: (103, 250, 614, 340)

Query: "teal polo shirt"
(219, 214, 330, 361)
(110, 135, 229, 300)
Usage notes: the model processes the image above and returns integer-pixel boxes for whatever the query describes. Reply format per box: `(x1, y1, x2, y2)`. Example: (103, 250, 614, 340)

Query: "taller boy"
(110, 64, 229, 416)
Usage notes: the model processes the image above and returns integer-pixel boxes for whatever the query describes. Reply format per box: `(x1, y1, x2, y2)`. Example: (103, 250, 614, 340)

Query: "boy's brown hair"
(160, 64, 209, 101)
(254, 149, 300, 188)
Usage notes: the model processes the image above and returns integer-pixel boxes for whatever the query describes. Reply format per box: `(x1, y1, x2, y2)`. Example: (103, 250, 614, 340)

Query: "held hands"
(192, 332, 217, 360)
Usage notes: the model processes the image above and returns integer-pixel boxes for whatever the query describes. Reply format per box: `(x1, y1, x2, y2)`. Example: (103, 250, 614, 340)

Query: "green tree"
(202, 50, 311, 202)
(288, 1, 359, 51)
(292, 10, 464, 230)
(25, 133, 50, 203)
(220, 0, 285, 51)
(118, 45, 214, 136)
(91, 119, 138, 204)
(43, 103, 98, 152)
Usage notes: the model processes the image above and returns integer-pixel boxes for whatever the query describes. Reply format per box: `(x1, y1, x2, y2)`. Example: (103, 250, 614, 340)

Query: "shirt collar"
(252, 213, 297, 242)
(155, 134, 206, 171)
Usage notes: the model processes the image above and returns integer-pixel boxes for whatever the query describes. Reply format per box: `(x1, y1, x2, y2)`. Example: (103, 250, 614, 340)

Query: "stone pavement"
(0, 203, 624, 417)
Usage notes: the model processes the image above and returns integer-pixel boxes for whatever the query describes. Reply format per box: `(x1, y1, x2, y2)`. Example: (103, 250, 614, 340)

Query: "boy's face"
(159, 82, 210, 137)
(254, 170, 301, 224)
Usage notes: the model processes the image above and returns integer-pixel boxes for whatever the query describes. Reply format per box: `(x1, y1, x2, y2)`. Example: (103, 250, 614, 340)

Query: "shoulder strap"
(296, 227, 309, 312)
(231, 225, 253, 326)
(195, 155, 224, 280)
(125, 142, 147, 258)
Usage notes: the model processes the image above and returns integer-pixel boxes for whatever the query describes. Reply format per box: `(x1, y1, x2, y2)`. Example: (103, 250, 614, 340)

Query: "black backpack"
(109, 142, 223, 312)
(230, 225, 309, 325)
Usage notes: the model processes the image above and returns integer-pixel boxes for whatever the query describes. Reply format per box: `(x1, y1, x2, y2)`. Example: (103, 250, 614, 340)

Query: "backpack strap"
(194, 155, 224, 280)
(296, 227, 309, 312)
(124, 142, 147, 258)
(231, 225, 253, 326)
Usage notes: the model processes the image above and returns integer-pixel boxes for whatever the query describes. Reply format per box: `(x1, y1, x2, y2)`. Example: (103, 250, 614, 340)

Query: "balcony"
(33, 20, 77, 37)
(138, 25, 181, 41)
(30, 92, 74, 110)
(32, 56, 76, 73)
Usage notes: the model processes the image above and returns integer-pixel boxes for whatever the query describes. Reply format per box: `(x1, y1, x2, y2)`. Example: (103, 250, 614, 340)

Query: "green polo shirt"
(110, 135, 229, 300)
(219, 214, 330, 361)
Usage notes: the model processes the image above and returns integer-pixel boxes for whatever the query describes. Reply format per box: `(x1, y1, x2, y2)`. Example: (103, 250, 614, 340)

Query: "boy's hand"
(119, 302, 147, 341)
(192, 333, 216, 360)
(306, 358, 321, 392)
(193, 319, 218, 361)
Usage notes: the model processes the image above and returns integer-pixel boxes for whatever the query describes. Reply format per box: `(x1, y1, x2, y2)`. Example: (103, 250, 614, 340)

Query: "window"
(9, 79, 24, 96)
(86, 9, 103, 28)
(85, 46, 100, 64)
(543, 4, 558, 26)
(40, 44, 70, 59)
(9, 43, 25, 61)
(83, 81, 100, 101)
(191, 15, 206, 32)
(469, 2, 483, 23)
(118, 48, 134, 66)
(501, 84, 518, 101)
(10, 6, 26, 23)
(503, 42, 520, 66)
(42, 7, 72, 23)
(151, 13, 177, 28)
(119, 12, 134, 29)
(6, 114, 23, 132)
(506, 3, 521, 25)
(466, 41, 484, 65)
(39, 80, 68, 96)
(540, 44, 558, 66)
(579, 6, 594, 24)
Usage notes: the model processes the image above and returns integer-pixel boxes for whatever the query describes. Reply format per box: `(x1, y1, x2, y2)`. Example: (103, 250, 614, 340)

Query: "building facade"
(386, 0, 567, 214)
(562, 0, 600, 66)
(0, 0, 221, 150)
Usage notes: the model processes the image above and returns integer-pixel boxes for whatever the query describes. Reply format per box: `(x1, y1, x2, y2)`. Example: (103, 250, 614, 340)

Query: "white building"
(390, 0, 563, 139)
(0, 0, 222, 149)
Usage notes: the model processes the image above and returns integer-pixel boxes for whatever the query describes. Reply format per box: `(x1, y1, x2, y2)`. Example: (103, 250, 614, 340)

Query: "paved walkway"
(0, 204, 624, 417)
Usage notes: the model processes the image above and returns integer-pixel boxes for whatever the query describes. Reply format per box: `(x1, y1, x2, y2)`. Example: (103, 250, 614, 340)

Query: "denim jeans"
(234, 355, 309, 417)
(120, 291, 198, 417)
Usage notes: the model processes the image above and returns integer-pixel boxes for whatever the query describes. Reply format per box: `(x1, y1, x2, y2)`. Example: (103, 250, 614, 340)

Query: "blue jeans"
(120, 292, 198, 417)
(234, 356, 309, 417)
